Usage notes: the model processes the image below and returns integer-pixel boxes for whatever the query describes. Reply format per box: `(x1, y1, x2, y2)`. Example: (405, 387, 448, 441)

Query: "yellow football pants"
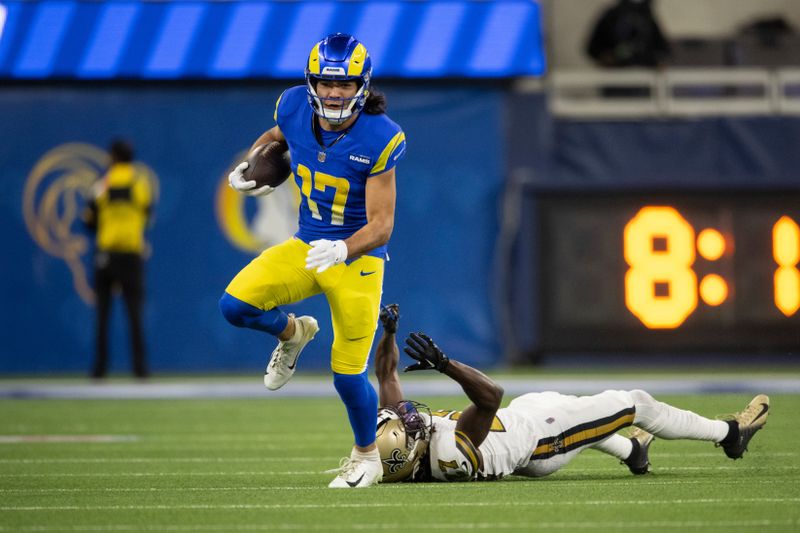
(225, 238, 384, 374)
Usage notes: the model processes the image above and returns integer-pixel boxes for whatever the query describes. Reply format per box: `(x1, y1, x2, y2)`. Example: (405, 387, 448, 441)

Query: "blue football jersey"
(274, 86, 406, 259)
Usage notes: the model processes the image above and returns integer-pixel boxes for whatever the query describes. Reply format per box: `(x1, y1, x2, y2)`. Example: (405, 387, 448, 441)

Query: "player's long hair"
(364, 86, 387, 115)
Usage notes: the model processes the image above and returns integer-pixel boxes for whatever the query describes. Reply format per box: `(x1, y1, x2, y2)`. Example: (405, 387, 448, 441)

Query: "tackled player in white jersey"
(372, 304, 770, 482)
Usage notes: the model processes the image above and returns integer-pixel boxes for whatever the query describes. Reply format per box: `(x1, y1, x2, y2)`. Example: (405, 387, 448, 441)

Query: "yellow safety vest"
(94, 163, 151, 254)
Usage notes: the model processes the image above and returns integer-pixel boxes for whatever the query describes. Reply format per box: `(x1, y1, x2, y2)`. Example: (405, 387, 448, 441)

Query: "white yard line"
(0, 471, 323, 477)
(1, 520, 799, 531)
(0, 477, 793, 494)
(1, 498, 799, 512)
(3, 451, 793, 463)
(0, 435, 139, 443)
(2, 464, 796, 478)
(0, 457, 338, 463)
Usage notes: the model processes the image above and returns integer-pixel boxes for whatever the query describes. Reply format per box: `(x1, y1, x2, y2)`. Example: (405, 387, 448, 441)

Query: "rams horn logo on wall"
(23, 143, 159, 305)
(215, 151, 300, 254)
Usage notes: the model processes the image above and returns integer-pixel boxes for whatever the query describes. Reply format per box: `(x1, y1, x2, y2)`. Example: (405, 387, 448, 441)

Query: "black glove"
(379, 304, 400, 334)
(403, 332, 450, 373)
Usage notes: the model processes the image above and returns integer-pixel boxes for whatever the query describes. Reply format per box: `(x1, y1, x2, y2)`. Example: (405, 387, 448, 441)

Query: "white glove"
(228, 161, 275, 197)
(305, 239, 348, 273)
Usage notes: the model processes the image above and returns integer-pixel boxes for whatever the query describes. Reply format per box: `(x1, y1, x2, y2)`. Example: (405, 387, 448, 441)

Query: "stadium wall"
(5, 86, 798, 374)
(1, 84, 505, 374)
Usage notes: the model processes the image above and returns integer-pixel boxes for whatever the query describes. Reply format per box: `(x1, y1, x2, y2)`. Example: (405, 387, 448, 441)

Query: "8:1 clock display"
(537, 191, 800, 352)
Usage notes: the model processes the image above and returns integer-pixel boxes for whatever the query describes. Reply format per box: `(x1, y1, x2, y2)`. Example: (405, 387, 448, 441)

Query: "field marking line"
(2, 497, 799, 512)
(0, 471, 323, 478)
(0, 477, 793, 494)
(3, 464, 796, 478)
(0, 435, 139, 444)
(1, 451, 795, 464)
(2, 519, 800, 531)
(0, 433, 341, 441)
(0, 457, 340, 464)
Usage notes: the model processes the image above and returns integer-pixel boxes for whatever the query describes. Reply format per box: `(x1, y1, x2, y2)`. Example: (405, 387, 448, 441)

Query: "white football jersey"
(417, 391, 643, 482)
(424, 407, 539, 481)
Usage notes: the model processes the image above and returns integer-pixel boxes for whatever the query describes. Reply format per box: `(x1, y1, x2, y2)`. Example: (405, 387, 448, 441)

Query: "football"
(244, 141, 291, 188)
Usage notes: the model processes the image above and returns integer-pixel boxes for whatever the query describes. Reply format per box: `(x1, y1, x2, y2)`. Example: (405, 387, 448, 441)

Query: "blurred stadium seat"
(668, 38, 732, 67)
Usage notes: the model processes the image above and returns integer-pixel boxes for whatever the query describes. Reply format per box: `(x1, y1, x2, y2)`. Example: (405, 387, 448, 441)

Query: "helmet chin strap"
(407, 438, 429, 465)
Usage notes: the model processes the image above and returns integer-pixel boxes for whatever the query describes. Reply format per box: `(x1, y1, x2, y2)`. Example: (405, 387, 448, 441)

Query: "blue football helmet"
(305, 33, 372, 125)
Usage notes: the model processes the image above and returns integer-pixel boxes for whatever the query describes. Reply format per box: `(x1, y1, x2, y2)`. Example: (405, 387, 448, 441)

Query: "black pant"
(92, 252, 147, 378)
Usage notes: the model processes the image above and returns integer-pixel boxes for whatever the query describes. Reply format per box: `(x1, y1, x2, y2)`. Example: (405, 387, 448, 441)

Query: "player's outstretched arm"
(374, 304, 404, 407)
(404, 333, 503, 447)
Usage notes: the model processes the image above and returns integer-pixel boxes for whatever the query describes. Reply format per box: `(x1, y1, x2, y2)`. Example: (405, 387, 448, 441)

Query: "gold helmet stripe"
(307, 43, 321, 75)
(347, 43, 368, 76)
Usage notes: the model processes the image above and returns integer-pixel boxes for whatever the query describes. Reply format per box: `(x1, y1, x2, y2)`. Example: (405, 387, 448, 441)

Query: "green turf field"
(1, 393, 798, 532)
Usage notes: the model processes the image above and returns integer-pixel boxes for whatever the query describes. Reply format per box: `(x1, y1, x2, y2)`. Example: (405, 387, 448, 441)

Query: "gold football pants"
(225, 238, 384, 374)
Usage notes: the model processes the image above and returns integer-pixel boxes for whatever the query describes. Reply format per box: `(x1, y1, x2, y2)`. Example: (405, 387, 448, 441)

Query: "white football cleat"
(263, 315, 319, 391)
(328, 454, 383, 488)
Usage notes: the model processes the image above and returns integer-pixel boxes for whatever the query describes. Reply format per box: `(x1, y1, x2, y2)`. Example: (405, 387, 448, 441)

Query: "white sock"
(630, 389, 729, 441)
(592, 433, 634, 460)
(351, 447, 380, 461)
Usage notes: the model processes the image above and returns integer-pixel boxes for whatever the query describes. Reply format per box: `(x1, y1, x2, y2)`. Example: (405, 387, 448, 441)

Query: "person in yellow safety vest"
(82, 140, 152, 379)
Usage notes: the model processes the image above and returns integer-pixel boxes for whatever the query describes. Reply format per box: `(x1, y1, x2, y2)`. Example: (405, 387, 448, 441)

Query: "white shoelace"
(270, 334, 298, 369)
(324, 457, 357, 475)
(269, 348, 285, 369)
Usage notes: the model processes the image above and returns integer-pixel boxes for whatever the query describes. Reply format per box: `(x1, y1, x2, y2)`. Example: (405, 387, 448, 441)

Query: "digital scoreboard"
(537, 191, 800, 352)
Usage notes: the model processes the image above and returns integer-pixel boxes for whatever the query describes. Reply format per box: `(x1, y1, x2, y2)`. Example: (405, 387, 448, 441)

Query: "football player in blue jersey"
(220, 33, 406, 488)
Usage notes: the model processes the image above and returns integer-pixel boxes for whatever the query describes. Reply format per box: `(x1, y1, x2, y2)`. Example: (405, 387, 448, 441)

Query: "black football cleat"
(720, 394, 770, 460)
(379, 304, 400, 334)
(623, 428, 654, 475)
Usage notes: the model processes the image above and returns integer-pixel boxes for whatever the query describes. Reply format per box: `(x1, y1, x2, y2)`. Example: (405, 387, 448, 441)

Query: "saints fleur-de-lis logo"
(382, 448, 407, 474)
(551, 437, 564, 453)
(23, 143, 158, 304)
